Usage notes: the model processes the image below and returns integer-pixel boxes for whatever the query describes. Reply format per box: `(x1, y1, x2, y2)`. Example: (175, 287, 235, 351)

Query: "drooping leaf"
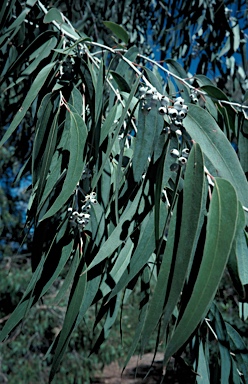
(196, 342, 210, 383)
(0, 62, 57, 146)
(163, 178, 238, 363)
(108, 208, 156, 300)
(85, 186, 143, 272)
(41, 110, 87, 220)
(133, 105, 161, 182)
(209, 303, 231, 384)
(160, 143, 206, 333)
(99, 104, 117, 145)
(200, 84, 236, 134)
(122, 266, 151, 371)
(184, 105, 248, 220)
(35, 99, 60, 210)
(110, 71, 131, 92)
(49, 250, 87, 382)
(140, 200, 178, 351)
(165, 59, 191, 102)
(92, 74, 140, 189)
(226, 322, 248, 379)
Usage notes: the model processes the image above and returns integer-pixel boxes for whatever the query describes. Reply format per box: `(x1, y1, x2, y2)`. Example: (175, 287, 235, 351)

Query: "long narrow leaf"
(41, 111, 87, 220)
(160, 143, 206, 333)
(184, 105, 248, 218)
(49, 250, 87, 382)
(163, 178, 238, 363)
(0, 62, 57, 146)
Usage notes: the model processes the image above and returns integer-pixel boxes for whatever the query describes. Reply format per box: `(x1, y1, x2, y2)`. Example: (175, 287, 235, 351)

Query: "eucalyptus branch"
(90, 48, 248, 112)
(137, 54, 248, 112)
(37, 1, 248, 113)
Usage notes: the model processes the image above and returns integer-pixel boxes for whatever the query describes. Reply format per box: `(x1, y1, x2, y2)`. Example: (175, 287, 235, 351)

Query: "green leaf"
(16, 220, 74, 318)
(144, 67, 163, 94)
(165, 59, 191, 102)
(103, 21, 129, 44)
(114, 46, 138, 84)
(0, 31, 57, 84)
(227, 243, 246, 300)
(91, 293, 122, 353)
(230, 356, 242, 384)
(209, 304, 231, 384)
(92, 74, 141, 189)
(227, 201, 247, 299)
(196, 342, 210, 383)
(122, 267, 150, 370)
(21, 37, 58, 76)
(76, 274, 102, 327)
(41, 110, 87, 220)
(184, 105, 248, 220)
(200, 84, 236, 133)
(99, 104, 117, 145)
(140, 201, 178, 350)
(49, 251, 87, 382)
(35, 100, 60, 209)
(164, 178, 238, 363)
(133, 105, 160, 181)
(160, 143, 206, 333)
(85, 186, 143, 272)
(0, 62, 57, 146)
(54, 248, 79, 304)
(226, 322, 248, 379)
(238, 119, 248, 173)
(32, 93, 53, 186)
(236, 231, 248, 286)
(194, 75, 218, 119)
(110, 71, 131, 92)
(43, 8, 63, 24)
(108, 209, 156, 300)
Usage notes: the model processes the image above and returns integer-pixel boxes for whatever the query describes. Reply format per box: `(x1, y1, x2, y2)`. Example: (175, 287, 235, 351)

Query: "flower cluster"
(170, 147, 190, 171)
(139, 86, 189, 134)
(189, 90, 199, 104)
(68, 191, 97, 229)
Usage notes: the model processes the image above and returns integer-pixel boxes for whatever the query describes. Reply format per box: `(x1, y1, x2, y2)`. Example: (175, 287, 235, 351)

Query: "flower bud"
(170, 163, 180, 171)
(170, 148, 180, 158)
(178, 156, 187, 165)
(182, 148, 190, 157)
(168, 108, 179, 118)
(158, 106, 167, 115)
(160, 95, 170, 107)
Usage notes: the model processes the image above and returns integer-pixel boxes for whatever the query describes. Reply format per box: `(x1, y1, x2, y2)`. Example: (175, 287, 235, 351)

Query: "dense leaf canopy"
(0, 1, 248, 383)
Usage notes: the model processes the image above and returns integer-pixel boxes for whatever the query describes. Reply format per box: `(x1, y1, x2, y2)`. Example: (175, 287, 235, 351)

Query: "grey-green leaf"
(0, 62, 57, 146)
(164, 178, 238, 363)
(184, 105, 248, 220)
(41, 111, 87, 220)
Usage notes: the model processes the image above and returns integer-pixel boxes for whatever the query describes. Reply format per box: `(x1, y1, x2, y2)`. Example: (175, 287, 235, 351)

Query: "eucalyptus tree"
(0, 1, 248, 383)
